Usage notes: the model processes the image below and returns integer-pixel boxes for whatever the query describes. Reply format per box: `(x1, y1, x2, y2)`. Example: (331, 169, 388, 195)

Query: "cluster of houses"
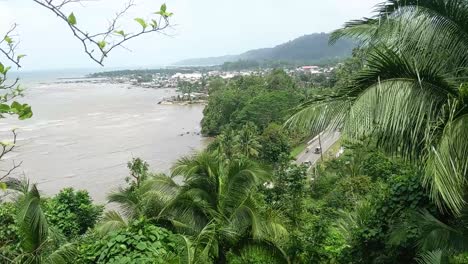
(294, 65, 335, 74)
(107, 64, 333, 89)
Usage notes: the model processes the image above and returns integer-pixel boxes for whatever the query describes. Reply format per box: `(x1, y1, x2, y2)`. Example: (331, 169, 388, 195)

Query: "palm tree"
(168, 152, 289, 263)
(104, 152, 289, 263)
(234, 122, 261, 158)
(287, 0, 468, 215)
(207, 128, 237, 162)
(389, 209, 468, 263)
(4, 179, 77, 264)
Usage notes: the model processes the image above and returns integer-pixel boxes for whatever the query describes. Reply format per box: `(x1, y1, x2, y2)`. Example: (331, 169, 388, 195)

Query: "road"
(296, 131, 341, 166)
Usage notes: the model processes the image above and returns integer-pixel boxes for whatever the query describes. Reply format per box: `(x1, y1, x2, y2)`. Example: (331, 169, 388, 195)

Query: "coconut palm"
(389, 208, 468, 263)
(287, 0, 468, 215)
(168, 152, 289, 263)
(234, 122, 261, 158)
(104, 152, 289, 263)
(4, 179, 77, 264)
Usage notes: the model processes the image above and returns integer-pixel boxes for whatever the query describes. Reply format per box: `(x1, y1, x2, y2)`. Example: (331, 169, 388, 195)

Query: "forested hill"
(174, 32, 355, 66)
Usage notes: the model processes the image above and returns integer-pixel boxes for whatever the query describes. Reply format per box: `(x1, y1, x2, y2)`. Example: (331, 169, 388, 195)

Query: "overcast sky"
(0, 0, 381, 71)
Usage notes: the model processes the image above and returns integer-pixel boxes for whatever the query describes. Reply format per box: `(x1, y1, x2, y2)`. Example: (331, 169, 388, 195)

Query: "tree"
(104, 153, 290, 263)
(266, 69, 296, 90)
(44, 188, 103, 239)
(4, 180, 77, 263)
(234, 122, 261, 159)
(235, 91, 303, 130)
(258, 123, 291, 164)
(287, 0, 468, 215)
(177, 81, 196, 101)
(168, 152, 289, 263)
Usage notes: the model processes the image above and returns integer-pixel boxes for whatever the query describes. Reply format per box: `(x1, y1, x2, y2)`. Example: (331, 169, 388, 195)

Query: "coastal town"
(89, 64, 336, 104)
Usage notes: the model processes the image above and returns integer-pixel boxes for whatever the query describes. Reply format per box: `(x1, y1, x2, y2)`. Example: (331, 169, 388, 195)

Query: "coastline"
(1, 79, 208, 202)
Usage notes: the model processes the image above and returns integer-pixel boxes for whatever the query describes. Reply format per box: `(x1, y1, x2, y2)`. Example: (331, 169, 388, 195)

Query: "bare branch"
(0, 129, 17, 160)
(0, 160, 23, 182)
(0, 130, 21, 182)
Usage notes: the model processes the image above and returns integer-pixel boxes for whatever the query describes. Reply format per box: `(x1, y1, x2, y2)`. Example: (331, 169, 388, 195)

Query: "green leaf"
(4, 36, 12, 44)
(9, 102, 33, 120)
(0, 104, 10, 113)
(134, 18, 147, 30)
(151, 19, 158, 29)
(10, 101, 21, 113)
(160, 3, 167, 13)
(68, 12, 77, 25)
(3, 66, 11, 75)
(17, 54, 26, 61)
(98, 40, 106, 50)
(136, 242, 147, 251)
(19, 105, 32, 120)
(0, 63, 4, 74)
(114, 30, 126, 37)
(0, 182, 6, 190)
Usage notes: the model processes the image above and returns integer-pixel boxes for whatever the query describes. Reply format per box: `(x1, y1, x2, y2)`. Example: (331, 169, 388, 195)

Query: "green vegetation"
(78, 219, 182, 263)
(201, 69, 304, 136)
(1, 0, 468, 263)
(287, 0, 468, 261)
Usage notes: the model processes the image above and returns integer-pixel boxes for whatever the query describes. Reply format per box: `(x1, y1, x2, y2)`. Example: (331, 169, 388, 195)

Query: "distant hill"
(174, 33, 355, 66)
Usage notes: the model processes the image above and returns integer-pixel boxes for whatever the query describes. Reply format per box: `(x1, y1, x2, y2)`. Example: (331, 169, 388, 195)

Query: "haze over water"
(0, 76, 208, 202)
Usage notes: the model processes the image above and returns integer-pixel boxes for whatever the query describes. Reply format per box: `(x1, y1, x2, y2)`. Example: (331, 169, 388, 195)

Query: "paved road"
(296, 131, 341, 166)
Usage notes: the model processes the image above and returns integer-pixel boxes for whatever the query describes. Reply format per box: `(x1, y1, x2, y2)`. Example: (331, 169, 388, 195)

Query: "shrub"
(0, 202, 21, 260)
(45, 188, 103, 238)
(324, 175, 373, 210)
(78, 219, 181, 264)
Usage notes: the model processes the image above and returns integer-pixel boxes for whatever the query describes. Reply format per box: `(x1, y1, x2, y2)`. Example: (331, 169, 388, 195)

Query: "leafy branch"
(0, 130, 23, 187)
(0, 24, 25, 68)
(31, 0, 173, 66)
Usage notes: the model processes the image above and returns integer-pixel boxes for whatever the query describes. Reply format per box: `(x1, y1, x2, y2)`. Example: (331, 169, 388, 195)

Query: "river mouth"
(0, 81, 208, 202)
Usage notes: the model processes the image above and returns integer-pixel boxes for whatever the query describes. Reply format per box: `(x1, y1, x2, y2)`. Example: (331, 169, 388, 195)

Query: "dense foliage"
(78, 219, 181, 264)
(1, 0, 468, 263)
(44, 188, 103, 239)
(201, 69, 304, 136)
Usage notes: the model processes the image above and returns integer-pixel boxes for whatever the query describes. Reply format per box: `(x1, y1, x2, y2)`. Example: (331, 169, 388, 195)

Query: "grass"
(291, 142, 307, 158)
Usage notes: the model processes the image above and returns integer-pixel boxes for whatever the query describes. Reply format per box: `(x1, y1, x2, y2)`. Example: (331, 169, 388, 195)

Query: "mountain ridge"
(174, 32, 355, 66)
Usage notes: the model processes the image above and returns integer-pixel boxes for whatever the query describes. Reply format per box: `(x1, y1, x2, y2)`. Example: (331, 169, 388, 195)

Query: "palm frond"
(107, 187, 141, 219)
(177, 235, 195, 264)
(425, 113, 468, 214)
(16, 184, 49, 254)
(232, 240, 290, 264)
(95, 210, 128, 236)
(44, 243, 78, 264)
(416, 249, 444, 264)
(330, 18, 379, 46)
(285, 98, 350, 136)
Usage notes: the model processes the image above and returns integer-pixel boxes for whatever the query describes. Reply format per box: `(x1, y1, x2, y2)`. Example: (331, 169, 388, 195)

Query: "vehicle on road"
(314, 147, 321, 154)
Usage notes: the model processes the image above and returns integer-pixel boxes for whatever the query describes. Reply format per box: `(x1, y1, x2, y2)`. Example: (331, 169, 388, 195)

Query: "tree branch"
(0, 24, 23, 68)
(31, 0, 172, 66)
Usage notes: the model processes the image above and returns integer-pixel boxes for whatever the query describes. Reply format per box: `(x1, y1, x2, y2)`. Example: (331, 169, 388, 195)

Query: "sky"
(0, 0, 381, 71)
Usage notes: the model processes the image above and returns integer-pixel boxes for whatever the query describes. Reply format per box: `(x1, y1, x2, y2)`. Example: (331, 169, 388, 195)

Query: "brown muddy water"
(0, 81, 208, 202)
